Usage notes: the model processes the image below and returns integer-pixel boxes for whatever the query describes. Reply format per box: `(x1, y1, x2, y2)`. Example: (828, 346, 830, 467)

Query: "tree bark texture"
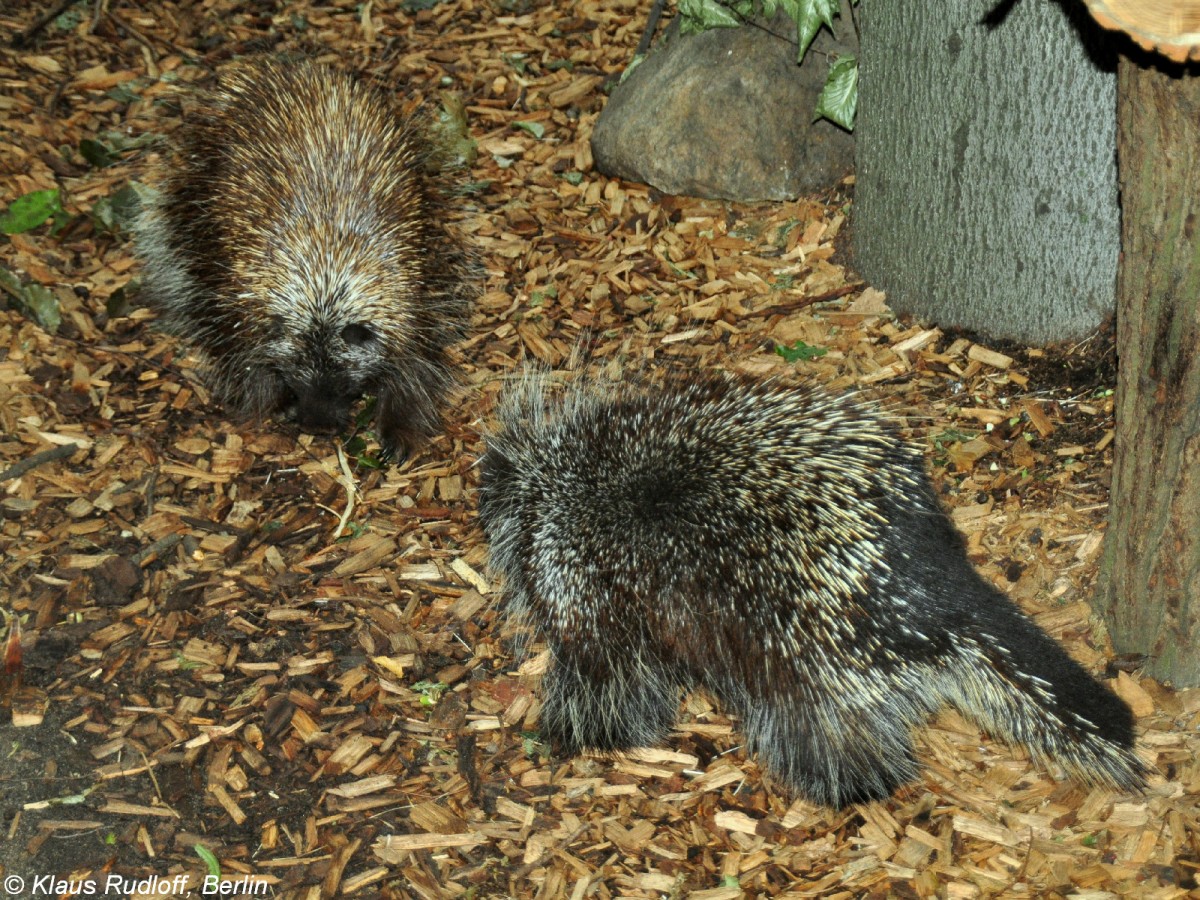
(1098, 57, 1200, 686)
(854, 0, 1119, 343)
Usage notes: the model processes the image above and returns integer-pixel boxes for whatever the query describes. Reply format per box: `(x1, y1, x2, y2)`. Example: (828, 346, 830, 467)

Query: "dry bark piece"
(1084, 0, 1200, 60)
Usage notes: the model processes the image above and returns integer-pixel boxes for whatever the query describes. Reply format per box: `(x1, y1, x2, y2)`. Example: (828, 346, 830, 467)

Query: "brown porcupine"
(134, 58, 478, 458)
(477, 372, 1148, 808)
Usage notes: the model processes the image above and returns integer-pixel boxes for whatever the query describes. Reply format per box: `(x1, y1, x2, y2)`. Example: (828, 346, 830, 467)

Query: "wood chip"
(968, 344, 1015, 369)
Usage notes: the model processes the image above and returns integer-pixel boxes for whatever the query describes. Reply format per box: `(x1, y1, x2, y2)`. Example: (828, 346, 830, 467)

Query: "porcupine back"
(478, 372, 1147, 807)
(135, 58, 477, 457)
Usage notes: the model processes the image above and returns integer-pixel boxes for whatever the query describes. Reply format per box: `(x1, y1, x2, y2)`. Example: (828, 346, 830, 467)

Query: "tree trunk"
(854, 0, 1119, 344)
(1098, 56, 1200, 686)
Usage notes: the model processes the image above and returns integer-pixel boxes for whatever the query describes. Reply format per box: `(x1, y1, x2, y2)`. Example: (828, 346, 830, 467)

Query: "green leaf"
(0, 269, 62, 333)
(54, 5, 84, 31)
(356, 396, 379, 427)
(814, 54, 858, 130)
(106, 83, 140, 104)
(788, 0, 841, 60)
(413, 680, 448, 707)
(79, 138, 116, 168)
(775, 340, 828, 362)
(514, 121, 545, 139)
(20, 284, 62, 333)
(99, 129, 158, 153)
(355, 453, 384, 471)
(617, 53, 645, 86)
(90, 196, 119, 234)
(194, 845, 221, 879)
(0, 189, 63, 235)
(109, 183, 142, 223)
(679, 0, 742, 34)
(106, 282, 132, 319)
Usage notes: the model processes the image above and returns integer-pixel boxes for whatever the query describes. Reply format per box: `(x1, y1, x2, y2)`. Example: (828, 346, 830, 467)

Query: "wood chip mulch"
(1, 2, 1196, 898)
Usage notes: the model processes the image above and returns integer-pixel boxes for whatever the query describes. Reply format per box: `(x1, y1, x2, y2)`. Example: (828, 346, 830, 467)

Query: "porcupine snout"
(283, 374, 357, 431)
(277, 320, 379, 432)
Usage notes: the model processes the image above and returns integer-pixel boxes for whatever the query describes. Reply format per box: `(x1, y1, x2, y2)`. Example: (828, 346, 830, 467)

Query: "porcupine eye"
(341, 323, 376, 347)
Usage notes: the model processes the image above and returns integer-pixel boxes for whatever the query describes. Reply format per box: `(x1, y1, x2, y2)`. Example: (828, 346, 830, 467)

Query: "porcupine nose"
(288, 377, 356, 432)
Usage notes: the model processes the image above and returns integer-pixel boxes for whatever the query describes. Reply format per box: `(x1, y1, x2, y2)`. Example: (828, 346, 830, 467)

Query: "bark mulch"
(1, 2, 1195, 898)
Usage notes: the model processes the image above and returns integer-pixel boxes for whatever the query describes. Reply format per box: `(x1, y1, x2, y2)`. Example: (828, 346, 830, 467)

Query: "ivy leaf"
(679, 0, 743, 34)
(0, 189, 63, 234)
(787, 0, 841, 61)
(814, 54, 858, 130)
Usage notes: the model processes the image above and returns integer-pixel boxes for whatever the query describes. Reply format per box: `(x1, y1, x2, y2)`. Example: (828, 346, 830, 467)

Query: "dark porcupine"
(477, 372, 1148, 808)
(135, 58, 479, 458)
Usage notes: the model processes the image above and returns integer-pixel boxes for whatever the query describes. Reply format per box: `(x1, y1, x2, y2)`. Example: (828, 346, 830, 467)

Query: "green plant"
(194, 844, 221, 878)
(0, 269, 61, 333)
(775, 339, 828, 362)
(1, 189, 67, 235)
(412, 681, 448, 707)
(679, 0, 860, 129)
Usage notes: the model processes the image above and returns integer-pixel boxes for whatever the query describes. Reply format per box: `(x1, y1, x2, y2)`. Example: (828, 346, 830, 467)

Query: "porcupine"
(134, 58, 478, 458)
(477, 371, 1147, 808)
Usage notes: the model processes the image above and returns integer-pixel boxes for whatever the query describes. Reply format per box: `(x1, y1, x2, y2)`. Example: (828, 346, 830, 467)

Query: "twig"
(456, 733, 483, 807)
(0, 444, 80, 483)
(105, 9, 160, 63)
(10, 0, 80, 48)
(634, 0, 667, 59)
(507, 824, 590, 882)
(88, 0, 110, 36)
(143, 467, 158, 516)
(131, 533, 182, 566)
(752, 282, 864, 318)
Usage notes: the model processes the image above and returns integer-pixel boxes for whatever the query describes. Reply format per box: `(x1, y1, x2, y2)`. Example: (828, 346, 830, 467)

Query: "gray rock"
(591, 13, 856, 202)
